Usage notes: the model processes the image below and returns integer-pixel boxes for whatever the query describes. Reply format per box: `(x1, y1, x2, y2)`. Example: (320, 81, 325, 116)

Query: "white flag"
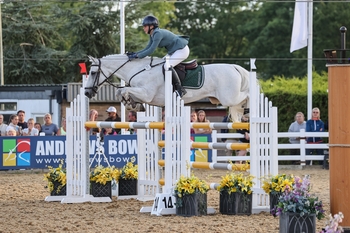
(290, 0, 308, 53)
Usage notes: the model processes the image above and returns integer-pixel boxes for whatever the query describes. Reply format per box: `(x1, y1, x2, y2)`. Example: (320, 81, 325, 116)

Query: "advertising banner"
(0, 135, 137, 170)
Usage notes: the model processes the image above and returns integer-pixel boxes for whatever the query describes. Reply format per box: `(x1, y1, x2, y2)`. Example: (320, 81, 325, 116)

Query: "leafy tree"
(170, 1, 251, 66)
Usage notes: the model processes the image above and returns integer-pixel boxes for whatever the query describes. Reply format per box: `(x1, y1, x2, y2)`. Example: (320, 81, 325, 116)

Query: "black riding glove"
(128, 53, 138, 61)
(126, 51, 135, 56)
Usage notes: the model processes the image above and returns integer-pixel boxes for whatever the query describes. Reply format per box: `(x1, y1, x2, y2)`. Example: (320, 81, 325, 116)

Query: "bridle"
(85, 58, 129, 95)
(85, 56, 165, 95)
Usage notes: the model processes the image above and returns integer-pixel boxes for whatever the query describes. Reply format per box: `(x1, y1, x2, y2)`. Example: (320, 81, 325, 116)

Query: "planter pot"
(176, 192, 207, 217)
(118, 179, 137, 196)
(270, 192, 282, 214)
(219, 190, 252, 215)
(279, 213, 316, 233)
(91, 181, 112, 198)
(50, 181, 66, 196)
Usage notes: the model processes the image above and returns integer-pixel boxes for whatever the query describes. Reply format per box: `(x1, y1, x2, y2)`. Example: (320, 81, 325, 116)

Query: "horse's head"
(85, 54, 129, 99)
(84, 56, 99, 98)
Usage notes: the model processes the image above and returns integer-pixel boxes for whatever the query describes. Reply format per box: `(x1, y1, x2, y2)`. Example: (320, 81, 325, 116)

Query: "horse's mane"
(101, 54, 164, 63)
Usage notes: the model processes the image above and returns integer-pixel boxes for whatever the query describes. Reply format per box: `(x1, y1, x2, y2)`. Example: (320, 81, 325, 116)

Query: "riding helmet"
(142, 15, 159, 28)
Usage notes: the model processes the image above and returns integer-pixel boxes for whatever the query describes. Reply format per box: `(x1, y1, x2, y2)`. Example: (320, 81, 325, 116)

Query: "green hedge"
(259, 71, 329, 133)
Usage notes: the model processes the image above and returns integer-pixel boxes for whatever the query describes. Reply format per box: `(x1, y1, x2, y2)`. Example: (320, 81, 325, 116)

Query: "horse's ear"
(88, 55, 96, 63)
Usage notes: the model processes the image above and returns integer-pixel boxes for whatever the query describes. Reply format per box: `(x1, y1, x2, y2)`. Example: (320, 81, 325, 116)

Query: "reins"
(86, 56, 165, 94)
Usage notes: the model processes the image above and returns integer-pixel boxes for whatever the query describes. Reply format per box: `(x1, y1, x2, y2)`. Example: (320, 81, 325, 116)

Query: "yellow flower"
(217, 172, 255, 194)
(174, 175, 209, 197)
(43, 160, 66, 192)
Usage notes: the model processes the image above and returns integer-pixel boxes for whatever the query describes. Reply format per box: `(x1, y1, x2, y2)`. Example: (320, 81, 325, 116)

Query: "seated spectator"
(7, 129, 17, 136)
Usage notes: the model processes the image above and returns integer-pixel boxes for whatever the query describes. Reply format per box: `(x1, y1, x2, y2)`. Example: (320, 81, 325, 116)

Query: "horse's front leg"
(117, 87, 158, 105)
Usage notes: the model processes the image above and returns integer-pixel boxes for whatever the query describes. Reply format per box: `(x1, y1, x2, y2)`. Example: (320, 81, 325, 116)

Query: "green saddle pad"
(181, 65, 205, 89)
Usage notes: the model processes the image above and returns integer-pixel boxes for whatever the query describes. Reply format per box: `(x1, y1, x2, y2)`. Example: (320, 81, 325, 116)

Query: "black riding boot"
(170, 66, 187, 98)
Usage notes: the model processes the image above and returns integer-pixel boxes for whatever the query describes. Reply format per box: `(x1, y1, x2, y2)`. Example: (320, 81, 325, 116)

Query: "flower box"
(219, 190, 252, 215)
(279, 212, 316, 233)
(176, 192, 207, 217)
(50, 181, 66, 196)
(91, 181, 112, 198)
(118, 179, 137, 196)
(270, 192, 281, 214)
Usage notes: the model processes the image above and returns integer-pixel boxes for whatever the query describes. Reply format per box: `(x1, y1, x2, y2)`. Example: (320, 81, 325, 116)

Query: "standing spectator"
(42, 113, 59, 136)
(6, 114, 20, 136)
(194, 110, 212, 134)
(0, 114, 8, 136)
(34, 123, 43, 134)
(127, 111, 137, 134)
(17, 110, 28, 129)
(89, 109, 100, 135)
(22, 118, 39, 136)
(190, 111, 197, 134)
(59, 118, 66, 135)
(288, 112, 306, 156)
(306, 107, 325, 165)
(236, 114, 250, 163)
(103, 106, 121, 135)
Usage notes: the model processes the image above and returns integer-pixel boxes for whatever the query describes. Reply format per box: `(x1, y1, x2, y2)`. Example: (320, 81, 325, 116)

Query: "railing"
(211, 129, 329, 165)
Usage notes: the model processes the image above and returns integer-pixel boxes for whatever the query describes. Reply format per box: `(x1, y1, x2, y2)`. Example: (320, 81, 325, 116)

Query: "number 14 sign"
(151, 193, 176, 216)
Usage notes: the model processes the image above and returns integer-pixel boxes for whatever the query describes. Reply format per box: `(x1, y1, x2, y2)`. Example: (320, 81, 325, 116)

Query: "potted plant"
(217, 172, 255, 215)
(117, 159, 138, 196)
(43, 162, 66, 196)
(272, 175, 325, 233)
(90, 165, 120, 198)
(262, 174, 294, 214)
(174, 174, 209, 217)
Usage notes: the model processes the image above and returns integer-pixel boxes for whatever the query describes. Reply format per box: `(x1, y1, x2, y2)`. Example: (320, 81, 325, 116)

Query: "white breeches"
(167, 45, 190, 67)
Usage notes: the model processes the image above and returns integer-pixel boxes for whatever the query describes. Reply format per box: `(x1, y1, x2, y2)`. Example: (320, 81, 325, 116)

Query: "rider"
(127, 15, 189, 98)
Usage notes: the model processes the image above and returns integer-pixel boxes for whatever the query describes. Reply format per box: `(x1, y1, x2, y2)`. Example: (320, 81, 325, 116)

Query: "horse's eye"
(91, 71, 96, 75)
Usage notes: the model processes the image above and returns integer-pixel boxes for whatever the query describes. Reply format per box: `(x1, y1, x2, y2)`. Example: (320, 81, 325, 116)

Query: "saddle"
(174, 60, 198, 82)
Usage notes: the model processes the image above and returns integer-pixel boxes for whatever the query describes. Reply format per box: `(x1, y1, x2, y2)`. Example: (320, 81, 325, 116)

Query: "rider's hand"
(128, 53, 138, 61)
(126, 51, 135, 56)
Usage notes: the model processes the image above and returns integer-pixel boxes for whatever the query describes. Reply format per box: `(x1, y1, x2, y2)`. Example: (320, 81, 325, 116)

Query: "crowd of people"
(0, 106, 138, 137)
(0, 111, 61, 136)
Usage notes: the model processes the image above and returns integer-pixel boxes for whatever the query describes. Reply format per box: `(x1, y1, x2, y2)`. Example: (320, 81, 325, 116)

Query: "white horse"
(85, 54, 249, 122)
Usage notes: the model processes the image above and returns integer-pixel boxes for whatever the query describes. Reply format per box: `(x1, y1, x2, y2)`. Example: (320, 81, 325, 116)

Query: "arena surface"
(0, 167, 330, 233)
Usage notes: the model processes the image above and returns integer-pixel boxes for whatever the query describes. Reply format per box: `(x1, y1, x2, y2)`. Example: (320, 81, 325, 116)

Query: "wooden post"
(328, 64, 350, 227)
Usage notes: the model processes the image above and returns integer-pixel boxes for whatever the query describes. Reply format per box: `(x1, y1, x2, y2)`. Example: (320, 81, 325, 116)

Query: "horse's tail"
(228, 65, 250, 123)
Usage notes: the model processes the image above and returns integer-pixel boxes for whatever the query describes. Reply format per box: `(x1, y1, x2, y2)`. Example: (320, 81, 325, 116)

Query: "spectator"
(89, 109, 100, 135)
(17, 110, 28, 129)
(59, 118, 66, 135)
(306, 107, 325, 165)
(103, 118, 117, 136)
(34, 123, 42, 134)
(127, 111, 137, 134)
(103, 106, 121, 135)
(221, 114, 238, 156)
(190, 111, 197, 134)
(22, 118, 39, 136)
(194, 110, 212, 134)
(0, 114, 8, 136)
(7, 128, 17, 136)
(236, 114, 250, 163)
(288, 112, 306, 157)
(6, 114, 20, 136)
(42, 113, 59, 136)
